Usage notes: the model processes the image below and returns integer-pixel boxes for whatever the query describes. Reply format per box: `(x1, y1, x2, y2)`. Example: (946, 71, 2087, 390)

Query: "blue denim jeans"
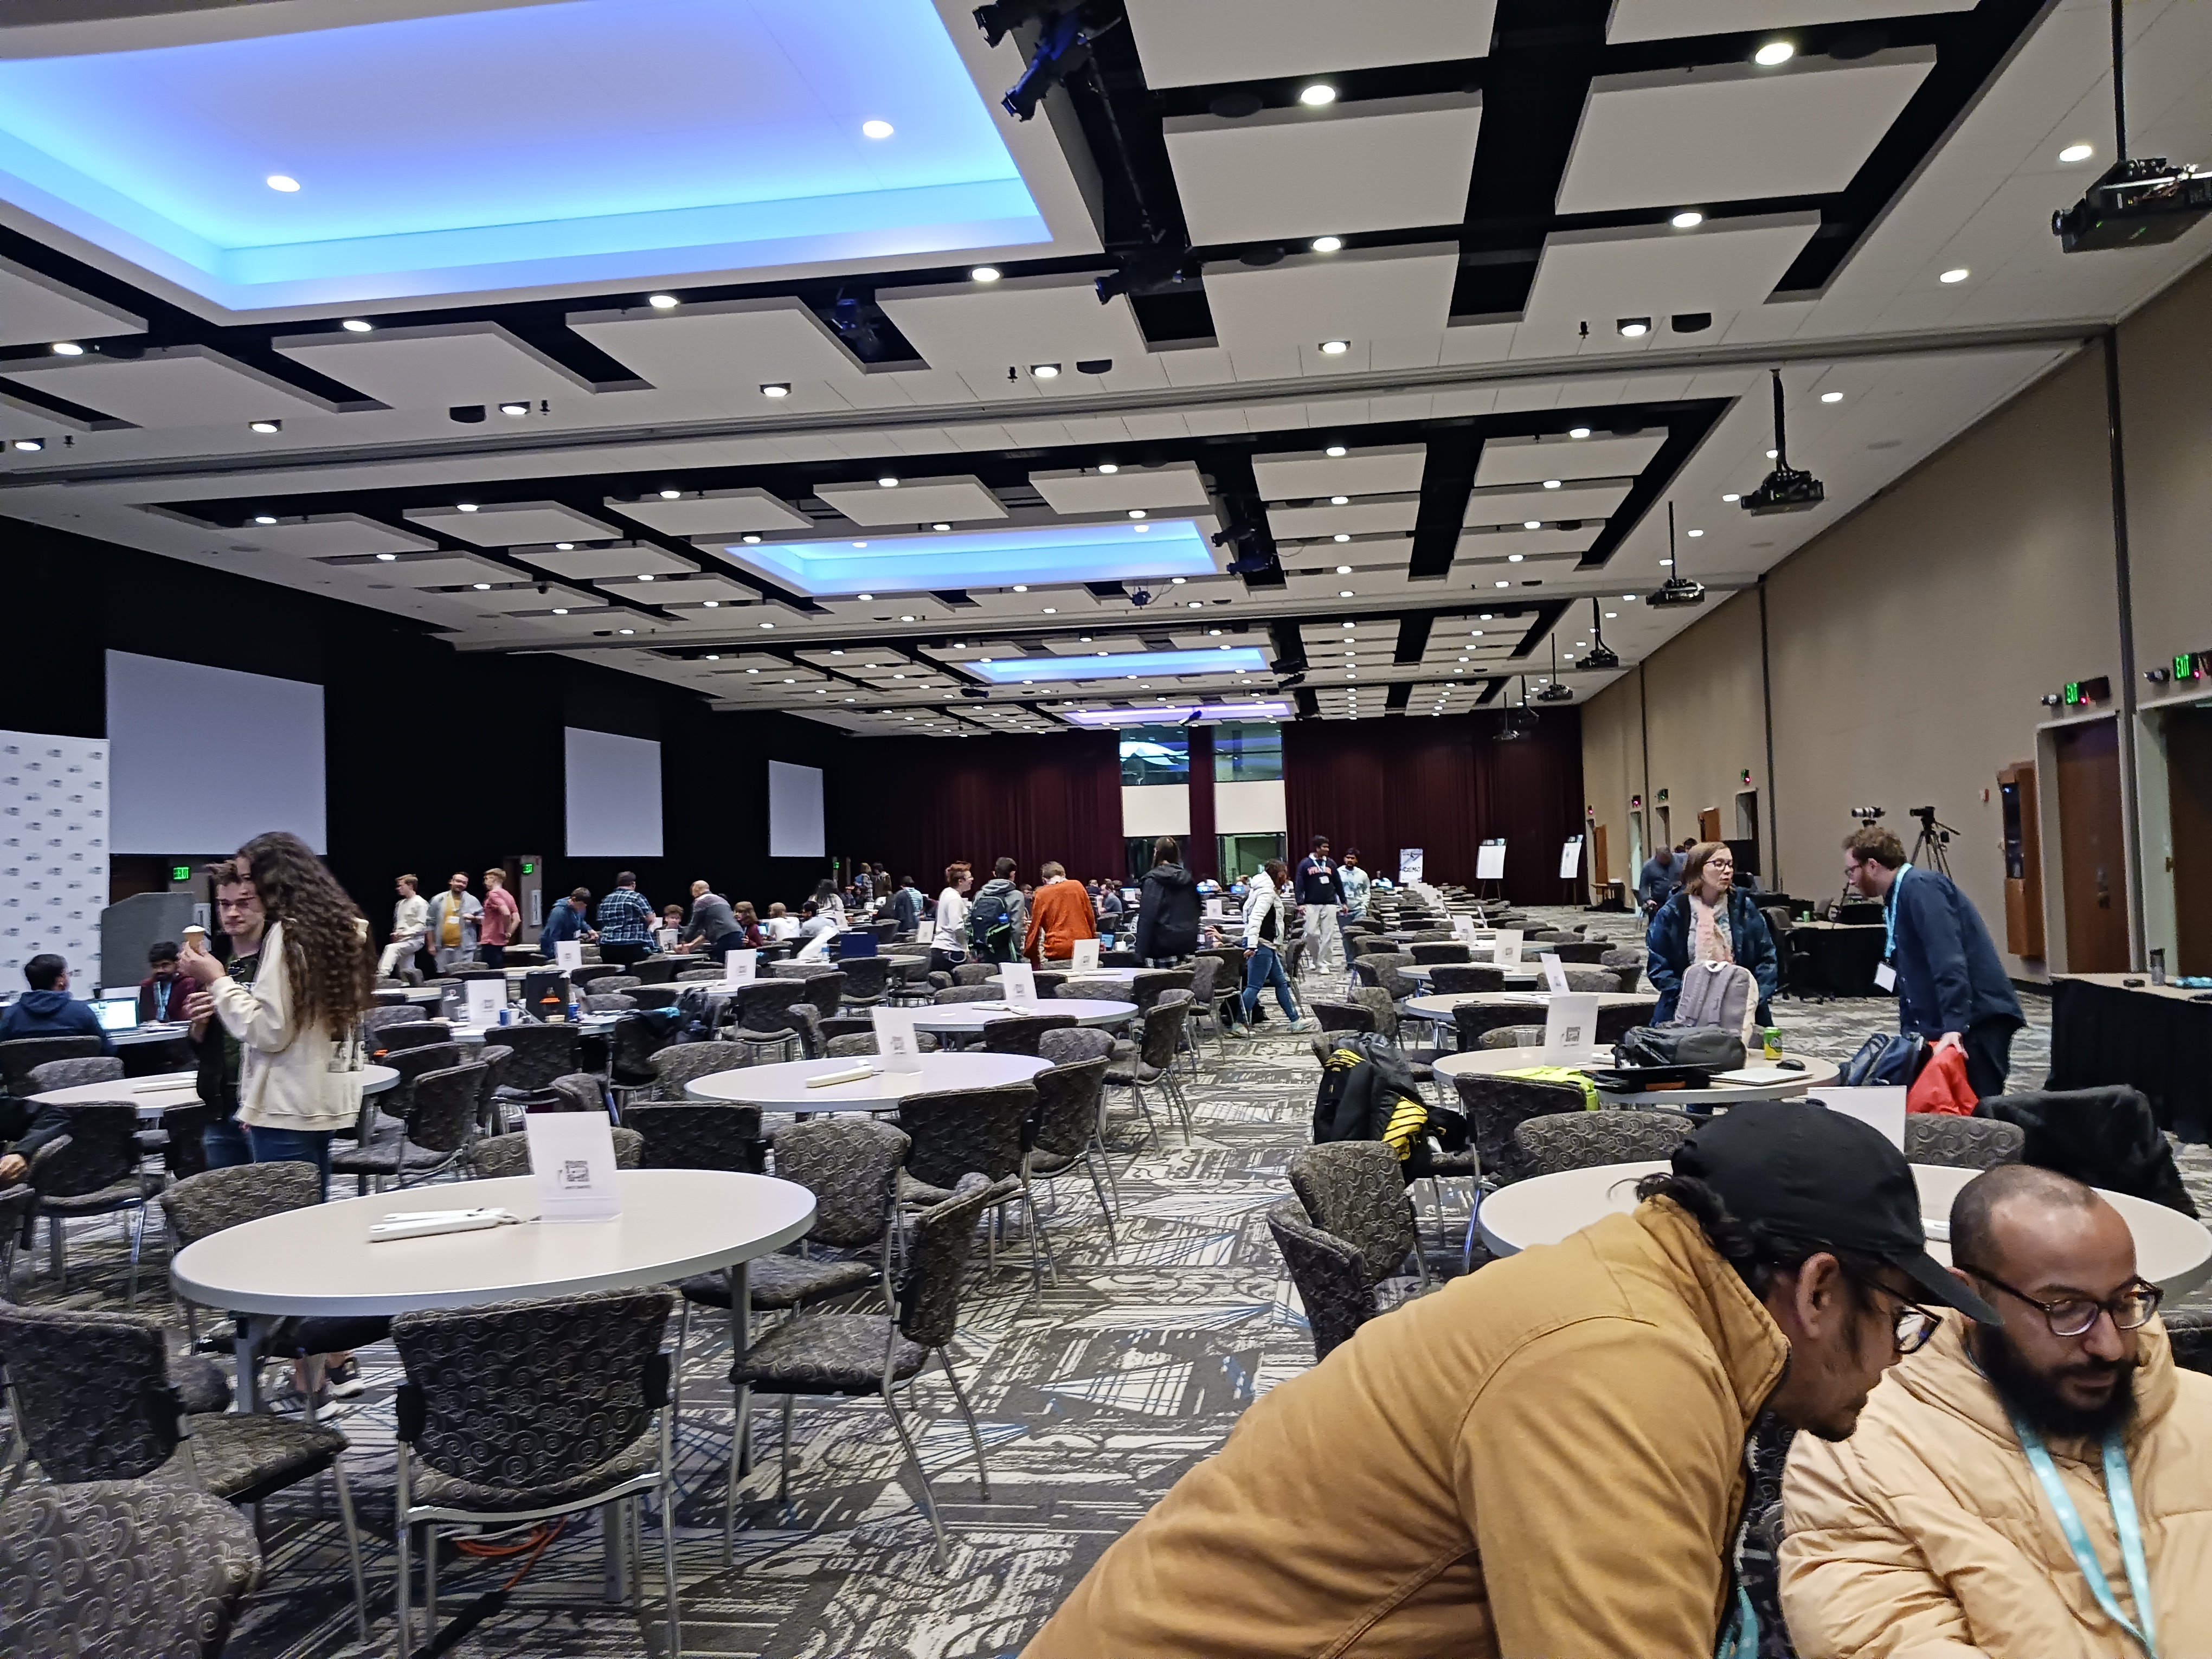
(244, 1125, 333, 1199)
(203, 1112, 253, 1171)
(1240, 943, 1301, 1024)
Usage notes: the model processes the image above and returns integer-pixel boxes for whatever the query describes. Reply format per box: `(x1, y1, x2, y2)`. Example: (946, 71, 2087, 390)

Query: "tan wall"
(2118, 261, 2212, 684)
(1642, 589, 1769, 861)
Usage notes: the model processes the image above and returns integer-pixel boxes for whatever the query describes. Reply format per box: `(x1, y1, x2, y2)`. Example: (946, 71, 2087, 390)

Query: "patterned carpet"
(8, 906, 2206, 1659)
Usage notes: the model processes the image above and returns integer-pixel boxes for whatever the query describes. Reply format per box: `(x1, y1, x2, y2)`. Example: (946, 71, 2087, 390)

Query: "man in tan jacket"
(1781, 1163, 2210, 1657)
(1024, 1103, 2002, 1658)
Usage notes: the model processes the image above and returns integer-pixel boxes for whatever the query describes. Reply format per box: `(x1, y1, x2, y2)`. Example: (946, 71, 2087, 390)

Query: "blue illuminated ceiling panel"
(723, 519, 1217, 596)
(0, 0, 1046, 310)
(970, 649, 1270, 685)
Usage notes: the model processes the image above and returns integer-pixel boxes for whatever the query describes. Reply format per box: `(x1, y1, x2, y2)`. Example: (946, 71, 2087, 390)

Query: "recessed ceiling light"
(1342, 621, 1355, 628)
(856, 590, 871, 599)
(49, 342, 83, 356)
(1495, 580, 1509, 588)
(1207, 628, 1221, 636)
(266, 173, 300, 191)
(760, 382, 790, 398)
(703, 600, 718, 608)
(1170, 575, 1186, 584)
(1624, 594, 1637, 601)
(455, 503, 478, 512)
(1721, 493, 1740, 503)
(1507, 554, 1524, 563)
(1542, 479, 1562, 490)
(472, 582, 491, 590)
(877, 477, 898, 488)
(499, 401, 530, 417)
(760, 621, 775, 629)
(1032, 362, 1060, 378)
(1300, 83, 1336, 106)
(929, 522, 951, 532)
(1753, 41, 1793, 65)
(1766, 448, 1779, 459)
(252, 515, 278, 525)
(1012, 583, 1028, 592)
(618, 627, 635, 635)
(1045, 606, 1059, 614)
(1319, 339, 1350, 355)
(1617, 318, 1650, 338)
(852, 541, 867, 548)
(1523, 519, 1542, 531)
(1339, 589, 1354, 598)
(1128, 509, 1147, 520)
(1670, 210, 1705, 229)
(1335, 564, 1353, 575)
(376, 552, 397, 562)
(703, 653, 721, 661)
(1606, 610, 1619, 618)
(551, 607, 568, 615)
(647, 293, 679, 310)
(637, 573, 654, 582)
(659, 488, 681, 499)
(11, 439, 42, 452)
(1820, 390, 1844, 403)
(1687, 528, 1705, 538)
(248, 419, 281, 434)
(1325, 445, 1347, 457)
(1940, 267, 1970, 284)
(1661, 557, 1675, 567)
(2059, 143, 2094, 164)
(340, 318, 374, 333)
(1568, 426, 1591, 439)
(971, 266, 1001, 282)
(1328, 532, 1348, 544)
(1311, 235, 1343, 253)
(861, 119, 895, 139)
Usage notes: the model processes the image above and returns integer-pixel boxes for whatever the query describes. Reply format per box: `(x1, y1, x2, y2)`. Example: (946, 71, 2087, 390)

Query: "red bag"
(1906, 1044, 1977, 1116)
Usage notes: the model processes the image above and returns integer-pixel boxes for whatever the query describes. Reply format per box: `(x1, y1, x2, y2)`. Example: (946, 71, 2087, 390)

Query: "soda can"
(1761, 1026, 1783, 1060)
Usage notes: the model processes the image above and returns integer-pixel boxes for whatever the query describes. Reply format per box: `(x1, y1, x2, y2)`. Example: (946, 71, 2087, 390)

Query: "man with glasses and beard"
(1780, 1163, 2211, 1656)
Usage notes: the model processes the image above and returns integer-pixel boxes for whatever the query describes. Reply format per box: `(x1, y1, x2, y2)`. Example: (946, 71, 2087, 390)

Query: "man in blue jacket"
(0, 954, 111, 1053)
(1844, 825, 2024, 1098)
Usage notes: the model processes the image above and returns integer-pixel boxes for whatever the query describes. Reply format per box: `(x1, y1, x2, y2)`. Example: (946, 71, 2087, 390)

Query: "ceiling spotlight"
(760, 621, 775, 629)
(1820, 390, 1844, 403)
(857, 590, 871, 599)
(931, 522, 951, 531)
(248, 419, 281, 434)
(1170, 575, 1186, 584)
(1319, 338, 1350, 355)
(1032, 362, 1061, 378)
(1335, 563, 1353, 575)
(1325, 445, 1347, 456)
(1311, 235, 1343, 253)
(1617, 317, 1651, 337)
(703, 600, 718, 608)
(637, 573, 654, 582)
(647, 293, 679, 309)
(456, 502, 478, 512)
(1568, 426, 1591, 439)
(472, 582, 492, 591)
(971, 266, 1001, 282)
(1753, 41, 1794, 65)
(1012, 584, 1028, 592)
(266, 173, 300, 191)
(1939, 267, 1970, 284)
(551, 607, 569, 615)
(741, 534, 762, 544)
(1495, 580, 1509, 588)
(1128, 509, 1147, 519)
(877, 476, 898, 488)
(499, 401, 530, 417)
(49, 342, 83, 356)
(760, 382, 791, 398)
(1299, 83, 1336, 106)
(2059, 143, 2094, 164)
(1339, 589, 1354, 598)
(376, 552, 397, 562)
(1507, 553, 1524, 563)
(1670, 211, 1705, 230)
(340, 318, 374, 332)
(252, 515, 278, 525)
(1333, 532, 1351, 543)
(1328, 494, 1349, 506)
(1542, 479, 1561, 490)
(1687, 528, 1705, 537)
(861, 119, 895, 139)
(1721, 493, 1741, 503)
(659, 487, 681, 499)
(1523, 519, 1542, 530)
(704, 653, 721, 661)
(618, 627, 635, 635)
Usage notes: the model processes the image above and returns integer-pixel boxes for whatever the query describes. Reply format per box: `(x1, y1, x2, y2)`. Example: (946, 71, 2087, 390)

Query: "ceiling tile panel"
(273, 320, 601, 408)
(1517, 213, 1821, 356)
(1607, 0, 1974, 43)
(513, 542, 697, 580)
(0, 255, 146, 349)
(566, 296, 871, 391)
(1127, 0, 1495, 85)
(876, 273, 1151, 371)
(405, 501, 621, 546)
(814, 474, 1007, 525)
(610, 488, 810, 537)
(1474, 433, 1666, 487)
(222, 512, 436, 557)
(1203, 243, 1460, 357)
(1027, 462, 1211, 515)
(1, 345, 341, 427)
(1253, 443, 1428, 499)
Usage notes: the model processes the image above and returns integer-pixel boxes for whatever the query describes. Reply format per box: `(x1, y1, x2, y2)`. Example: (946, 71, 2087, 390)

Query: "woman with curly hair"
(176, 830, 374, 1195)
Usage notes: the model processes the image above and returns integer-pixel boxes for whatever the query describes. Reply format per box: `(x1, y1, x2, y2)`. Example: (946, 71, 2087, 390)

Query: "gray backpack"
(1672, 959, 1758, 1043)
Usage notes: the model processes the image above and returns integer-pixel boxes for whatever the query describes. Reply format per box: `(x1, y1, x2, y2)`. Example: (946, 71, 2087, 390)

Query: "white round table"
(172, 1168, 816, 1410)
(988, 967, 1143, 983)
(1433, 1046, 1840, 1105)
(1476, 1159, 2212, 1295)
(1403, 963, 1540, 988)
(34, 1065, 399, 1116)
(685, 1053, 1050, 1110)
(1405, 990, 1657, 1025)
(912, 998, 1135, 1036)
(440, 1015, 620, 1046)
(111, 1021, 196, 1049)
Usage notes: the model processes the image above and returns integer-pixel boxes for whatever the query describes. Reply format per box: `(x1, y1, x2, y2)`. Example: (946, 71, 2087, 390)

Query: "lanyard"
(2011, 1412, 2158, 1655)
(1882, 861, 1914, 962)
(153, 980, 172, 1020)
(1714, 1587, 1758, 1659)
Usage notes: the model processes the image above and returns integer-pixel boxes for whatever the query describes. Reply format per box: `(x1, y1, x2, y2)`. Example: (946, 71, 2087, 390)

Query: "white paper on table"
(1070, 937, 1100, 972)
(1451, 915, 1478, 943)
(1539, 953, 1571, 995)
(526, 1113, 621, 1222)
(725, 948, 758, 983)
(1001, 963, 1038, 1006)
(872, 1006, 924, 1073)
(1812, 1086, 1908, 1150)
(553, 940, 583, 972)
(1204, 898, 1225, 919)
(1542, 992, 1601, 1063)
(465, 979, 506, 1029)
(916, 920, 935, 946)
(1492, 929, 1523, 964)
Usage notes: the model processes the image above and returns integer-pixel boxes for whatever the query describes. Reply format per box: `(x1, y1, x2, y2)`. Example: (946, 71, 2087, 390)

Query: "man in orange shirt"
(1024, 860, 1097, 966)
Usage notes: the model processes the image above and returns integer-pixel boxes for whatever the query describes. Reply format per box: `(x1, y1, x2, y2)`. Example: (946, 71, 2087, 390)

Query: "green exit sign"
(170, 864, 191, 882)
(521, 861, 535, 874)
(2064, 681, 2082, 705)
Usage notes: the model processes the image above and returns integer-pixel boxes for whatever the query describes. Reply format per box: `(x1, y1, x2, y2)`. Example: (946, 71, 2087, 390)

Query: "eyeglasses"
(1958, 1266, 2162, 1338)
(1844, 1268, 1941, 1353)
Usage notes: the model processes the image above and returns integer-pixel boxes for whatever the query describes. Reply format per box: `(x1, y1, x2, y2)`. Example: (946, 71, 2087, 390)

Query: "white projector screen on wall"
(767, 760, 824, 858)
(107, 651, 327, 854)
(564, 728, 663, 857)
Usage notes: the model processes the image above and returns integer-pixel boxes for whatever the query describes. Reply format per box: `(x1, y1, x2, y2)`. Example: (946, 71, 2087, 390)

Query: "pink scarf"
(1689, 894, 1734, 965)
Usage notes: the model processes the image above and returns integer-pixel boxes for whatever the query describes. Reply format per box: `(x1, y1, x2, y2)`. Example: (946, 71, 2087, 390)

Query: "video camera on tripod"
(1908, 805, 1958, 878)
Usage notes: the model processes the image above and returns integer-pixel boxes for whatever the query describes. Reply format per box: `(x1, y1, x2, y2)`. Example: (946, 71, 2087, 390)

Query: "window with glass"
(1118, 724, 1189, 786)
(1213, 720, 1283, 783)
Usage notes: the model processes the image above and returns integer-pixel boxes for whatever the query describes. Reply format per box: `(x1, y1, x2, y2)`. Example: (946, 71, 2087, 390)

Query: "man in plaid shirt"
(594, 871, 657, 969)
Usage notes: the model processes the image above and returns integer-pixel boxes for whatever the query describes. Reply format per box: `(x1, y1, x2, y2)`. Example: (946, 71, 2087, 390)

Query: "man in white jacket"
(1227, 861, 1317, 1037)
(377, 873, 429, 980)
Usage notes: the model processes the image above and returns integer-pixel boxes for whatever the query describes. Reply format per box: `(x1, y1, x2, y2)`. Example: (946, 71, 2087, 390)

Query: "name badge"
(1873, 961, 1898, 992)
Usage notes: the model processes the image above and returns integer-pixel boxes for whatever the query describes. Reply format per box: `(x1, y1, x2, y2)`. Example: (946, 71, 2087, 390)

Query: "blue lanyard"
(2011, 1411, 2158, 1655)
(1882, 861, 1914, 962)
(1714, 1586, 1758, 1659)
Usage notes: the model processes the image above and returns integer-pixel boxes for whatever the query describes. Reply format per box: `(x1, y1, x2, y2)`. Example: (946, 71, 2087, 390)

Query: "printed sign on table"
(1070, 937, 1101, 972)
(554, 939, 583, 972)
(465, 978, 506, 1029)
(872, 1006, 923, 1072)
(1001, 963, 1038, 1006)
(725, 948, 758, 983)
(1539, 953, 1572, 995)
(526, 1111, 621, 1222)
(1542, 992, 1600, 1063)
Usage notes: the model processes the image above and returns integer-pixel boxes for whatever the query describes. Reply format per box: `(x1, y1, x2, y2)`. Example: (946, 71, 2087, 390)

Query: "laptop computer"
(91, 996, 142, 1033)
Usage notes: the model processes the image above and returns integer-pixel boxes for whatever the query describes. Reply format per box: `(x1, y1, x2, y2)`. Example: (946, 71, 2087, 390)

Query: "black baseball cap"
(1671, 1101, 2002, 1325)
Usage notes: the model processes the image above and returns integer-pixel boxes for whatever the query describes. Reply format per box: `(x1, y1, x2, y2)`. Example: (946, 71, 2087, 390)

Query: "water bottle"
(565, 996, 580, 1023)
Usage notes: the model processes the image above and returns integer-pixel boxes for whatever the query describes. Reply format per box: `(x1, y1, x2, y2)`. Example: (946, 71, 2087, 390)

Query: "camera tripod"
(1909, 808, 1957, 879)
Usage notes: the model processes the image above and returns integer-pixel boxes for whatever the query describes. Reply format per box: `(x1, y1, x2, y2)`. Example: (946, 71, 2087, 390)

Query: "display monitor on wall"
(107, 651, 326, 853)
(564, 727, 663, 856)
(767, 760, 824, 858)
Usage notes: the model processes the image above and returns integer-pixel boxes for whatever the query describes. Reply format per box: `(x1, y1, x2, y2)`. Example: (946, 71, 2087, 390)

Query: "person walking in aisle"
(1294, 835, 1345, 975)
(188, 860, 263, 1171)
(967, 858, 1023, 964)
(891, 875, 925, 937)
(423, 871, 482, 972)
(594, 871, 656, 969)
(1134, 838, 1199, 967)
(477, 867, 518, 969)
(930, 864, 972, 976)
(1228, 859, 1317, 1036)
(1024, 860, 1098, 966)
(376, 873, 428, 980)
(1338, 847, 1372, 927)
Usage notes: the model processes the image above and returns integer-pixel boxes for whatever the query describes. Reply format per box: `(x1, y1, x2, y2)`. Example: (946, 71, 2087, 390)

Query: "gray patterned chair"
(734, 981, 812, 1063)
(1286, 1141, 1428, 1293)
(897, 1082, 1047, 1288)
(583, 992, 638, 1014)
(366, 1039, 468, 1129)
(1105, 993, 1191, 1150)
(1427, 964, 1508, 995)
(648, 1041, 747, 1100)
(1131, 968, 1193, 1014)
(1037, 1025, 1114, 1066)
(625, 1102, 766, 1174)
(2169, 1307, 2212, 1375)
(607, 1014, 680, 1109)
(0, 1302, 368, 1641)
(470, 1126, 641, 1176)
(933, 983, 1002, 1005)
(1513, 1110, 1696, 1177)
(1450, 1071, 1591, 1187)
(838, 955, 891, 1009)
(1561, 965, 1625, 993)
(1601, 948, 1645, 993)
(1478, 1024, 1548, 1050)
(23, 1056, 124, 1095)
(0, 1480, 261, 1659)
(593, 975, 642, 995)
(363, 1003, 427, 1048)
(549, 1071, 608, 1115)
(331, 1062, 483, 1193)
(390, 1287, 679, 1659)
(981, 1012, 1077, 1056)
(1184, 954, 1229, 1061)
(950, 962, 996, 986)
(1902, 1114, 2025, 1170)
(25, 1103, 158, 1303)
(1266, 1197, 1374, 1364)
(0, 1037, 100, 1095)
(477, 1021, 578, 1091)
(1311, 999, 1378, 1038)
(1024, 1056, 1117, 1250)
(371, 1021, 452, 1056)
(1407, 942, 1472, 965)
(729, 1173, 994, 1571)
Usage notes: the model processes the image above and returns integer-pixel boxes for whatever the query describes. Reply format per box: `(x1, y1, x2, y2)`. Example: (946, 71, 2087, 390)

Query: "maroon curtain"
(823, 731, 1125, 887)
(1281, 710, 1584, 900)
(1185, 724, 1217, 881)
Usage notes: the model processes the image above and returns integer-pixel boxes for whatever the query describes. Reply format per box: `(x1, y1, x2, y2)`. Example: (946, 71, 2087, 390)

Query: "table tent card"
(916, 920, 935, 946)
(725, 948, 758, 983)
(465, 978, 505, 1029)
(1539, 953, 1572, 995)
(1070, 937, 1101, 972)
(1542, 992, 1601, 1063)
(1811, 1086, 1908, 1151)
(1451, 915, 1479, 944)
(1492, 929, 1523, 964)
(872, 1006, 924, 1072)
(526, 1111, 622, 1221)
(1001, 963, 1038, 1006)
(553, 939, 583, 971)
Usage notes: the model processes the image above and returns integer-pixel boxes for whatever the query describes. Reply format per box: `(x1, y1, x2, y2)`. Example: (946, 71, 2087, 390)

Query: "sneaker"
(324, 1356, 366, 1399)
(1286, 1018, 1320, 1033)
(1226, 1023, 1252, 1038)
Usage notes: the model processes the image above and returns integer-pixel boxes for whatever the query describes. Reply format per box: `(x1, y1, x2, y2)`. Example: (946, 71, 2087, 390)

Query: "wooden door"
(1698, 806, 1722, 842)
(2053, 720, 2130, 972)
(2169, 709, 2212, 975)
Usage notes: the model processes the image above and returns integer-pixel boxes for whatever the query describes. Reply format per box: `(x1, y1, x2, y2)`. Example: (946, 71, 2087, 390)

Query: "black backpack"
(1840, 1031, 1928, 1087)
(1311, 1035, 1467, 1179)
(968, 884, 1018, 961)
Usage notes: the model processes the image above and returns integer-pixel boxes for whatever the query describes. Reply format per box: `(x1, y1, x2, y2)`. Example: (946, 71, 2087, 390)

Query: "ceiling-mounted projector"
(1573, 642, 1619, 671)
(1739, 368, 1824, 516)
(1645, 577, 1707, 608)
(2052, 7, 2210, 253)
(1535, 680, 1576, 702)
